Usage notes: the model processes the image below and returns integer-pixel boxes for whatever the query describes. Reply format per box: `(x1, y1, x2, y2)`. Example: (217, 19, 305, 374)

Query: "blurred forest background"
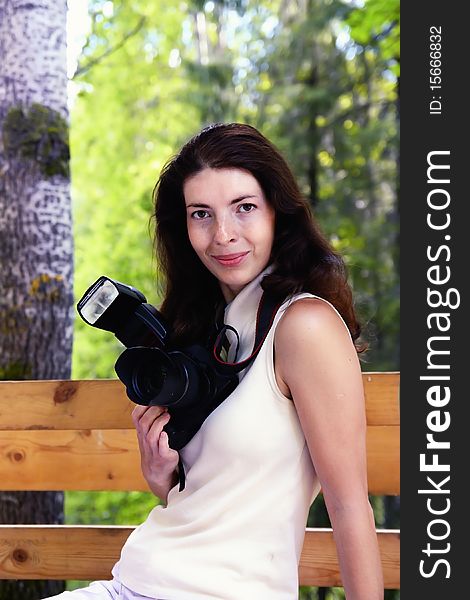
(67, 0, 399, 598)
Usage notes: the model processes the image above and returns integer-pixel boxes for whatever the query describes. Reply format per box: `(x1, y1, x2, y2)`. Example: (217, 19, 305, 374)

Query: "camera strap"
(176, 292, 284, 493)
(212, 291, 284, 375)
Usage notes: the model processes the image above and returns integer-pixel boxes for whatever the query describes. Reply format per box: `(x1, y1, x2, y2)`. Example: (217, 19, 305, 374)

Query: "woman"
(46, 123, 383, 599)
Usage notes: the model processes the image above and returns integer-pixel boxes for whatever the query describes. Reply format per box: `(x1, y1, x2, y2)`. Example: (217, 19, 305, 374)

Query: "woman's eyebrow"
(186, 194, 258, 209)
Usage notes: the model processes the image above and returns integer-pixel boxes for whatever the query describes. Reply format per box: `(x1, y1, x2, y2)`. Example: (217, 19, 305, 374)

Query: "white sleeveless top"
(113, 267, 351, 599)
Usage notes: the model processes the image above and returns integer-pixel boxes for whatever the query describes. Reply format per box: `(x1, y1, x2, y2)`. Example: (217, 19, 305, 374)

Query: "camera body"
(77, 276, 239, 451)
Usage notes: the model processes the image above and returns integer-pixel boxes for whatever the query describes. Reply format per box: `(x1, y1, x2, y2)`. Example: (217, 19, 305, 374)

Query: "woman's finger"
(131, 404, 147, 424)
(158, 430, 170, 454)
(158, 429, 173, 454)
(158, 429, 179, 461)
(147, 411, 171, 445)
(133, 405, 167, 434)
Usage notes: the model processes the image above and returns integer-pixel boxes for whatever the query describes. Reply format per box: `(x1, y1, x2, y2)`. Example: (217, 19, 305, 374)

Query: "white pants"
(42, 579, 161, 600)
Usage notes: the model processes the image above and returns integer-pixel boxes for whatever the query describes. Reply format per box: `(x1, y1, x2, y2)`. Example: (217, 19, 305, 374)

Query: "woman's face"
(184, 167, 275, 302)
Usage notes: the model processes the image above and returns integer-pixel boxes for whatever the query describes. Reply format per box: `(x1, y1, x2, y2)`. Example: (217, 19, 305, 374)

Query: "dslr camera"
(77, 276, 240, 453)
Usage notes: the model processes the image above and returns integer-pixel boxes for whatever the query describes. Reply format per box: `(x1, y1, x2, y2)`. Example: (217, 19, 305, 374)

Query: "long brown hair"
(152, 123, 364, 350)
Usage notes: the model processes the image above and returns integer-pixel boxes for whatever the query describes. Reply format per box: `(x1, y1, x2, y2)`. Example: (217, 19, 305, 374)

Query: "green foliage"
(347, 0, 400, 69)
(231, 0, 400, 369)
(299, 588, 346, 600)
(65, 490, 161, 525)
(2, 103, 70, 177)
(71, 0, 201, 378)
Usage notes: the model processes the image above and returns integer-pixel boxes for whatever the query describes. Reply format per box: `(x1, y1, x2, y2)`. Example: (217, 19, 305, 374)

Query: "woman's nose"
(213, 215, 238, 245)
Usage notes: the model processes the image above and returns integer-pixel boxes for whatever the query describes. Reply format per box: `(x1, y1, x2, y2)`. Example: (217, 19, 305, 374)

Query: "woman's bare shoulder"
(276, 296, 353, 350)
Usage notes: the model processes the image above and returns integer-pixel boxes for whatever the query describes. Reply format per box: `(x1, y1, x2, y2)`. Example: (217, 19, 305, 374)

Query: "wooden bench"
(0, 373, 400, 588)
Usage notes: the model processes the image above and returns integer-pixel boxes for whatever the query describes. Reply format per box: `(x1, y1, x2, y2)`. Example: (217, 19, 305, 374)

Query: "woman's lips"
(211, 251, 249, 266)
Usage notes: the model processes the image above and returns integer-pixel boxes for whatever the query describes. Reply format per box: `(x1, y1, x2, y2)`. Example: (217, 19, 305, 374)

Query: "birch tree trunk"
(0, 1, 73, 597)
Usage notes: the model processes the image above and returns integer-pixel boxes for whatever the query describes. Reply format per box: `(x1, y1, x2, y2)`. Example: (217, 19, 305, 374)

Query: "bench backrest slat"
(0, 373, 399, 429)
(0, 525, 400, 588)
(0, 425, 398, 494)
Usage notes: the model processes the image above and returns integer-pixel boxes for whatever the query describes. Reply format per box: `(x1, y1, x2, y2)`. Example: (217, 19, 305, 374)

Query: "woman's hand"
(132, 405, 180, 502)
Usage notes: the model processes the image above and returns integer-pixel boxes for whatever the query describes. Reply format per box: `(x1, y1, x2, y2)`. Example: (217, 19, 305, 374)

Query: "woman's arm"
(275, 298, 384, 600)
(132, 405, 180, 504)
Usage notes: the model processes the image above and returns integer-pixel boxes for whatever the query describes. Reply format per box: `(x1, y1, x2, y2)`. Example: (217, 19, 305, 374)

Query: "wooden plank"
(0, 426, 399, 494)
(0, 380, 133, 431)
(362, 372, 400, 425)
(299, 528, 400, 589)
(0, 525, 400, 588)
(366, 425, 400, 495)
(0, 525, 132, 582)
(0, 430, 149, 492)
(0, 373, 399, 430)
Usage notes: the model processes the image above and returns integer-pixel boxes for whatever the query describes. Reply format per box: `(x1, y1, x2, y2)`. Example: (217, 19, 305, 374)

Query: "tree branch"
(73, 16, 147, 79)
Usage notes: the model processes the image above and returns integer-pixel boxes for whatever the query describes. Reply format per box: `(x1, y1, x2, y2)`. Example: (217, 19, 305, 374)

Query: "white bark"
(0, 0, 73, 379)
(0, 1, 68, 112)
(0, 1, 71, 596)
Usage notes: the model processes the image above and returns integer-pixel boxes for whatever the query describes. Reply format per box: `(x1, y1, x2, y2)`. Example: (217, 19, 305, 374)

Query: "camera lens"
(131, 364, 167, 403)
(115, 347, 192, 407)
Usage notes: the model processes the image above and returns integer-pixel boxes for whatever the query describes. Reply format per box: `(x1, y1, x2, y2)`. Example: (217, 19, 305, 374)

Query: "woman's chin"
(215, 263, 269, 300)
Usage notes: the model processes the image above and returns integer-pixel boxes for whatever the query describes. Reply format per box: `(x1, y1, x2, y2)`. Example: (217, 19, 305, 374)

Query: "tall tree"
(0, 0, 73, 597)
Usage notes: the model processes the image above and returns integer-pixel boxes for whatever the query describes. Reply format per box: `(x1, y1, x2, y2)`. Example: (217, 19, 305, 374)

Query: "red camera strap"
(212, 292, 284, 374)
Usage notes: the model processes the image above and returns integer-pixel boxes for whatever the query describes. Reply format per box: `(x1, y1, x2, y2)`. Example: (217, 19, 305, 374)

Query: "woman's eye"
(191, 210, 210, 220)
(238, 203, 256, 213)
